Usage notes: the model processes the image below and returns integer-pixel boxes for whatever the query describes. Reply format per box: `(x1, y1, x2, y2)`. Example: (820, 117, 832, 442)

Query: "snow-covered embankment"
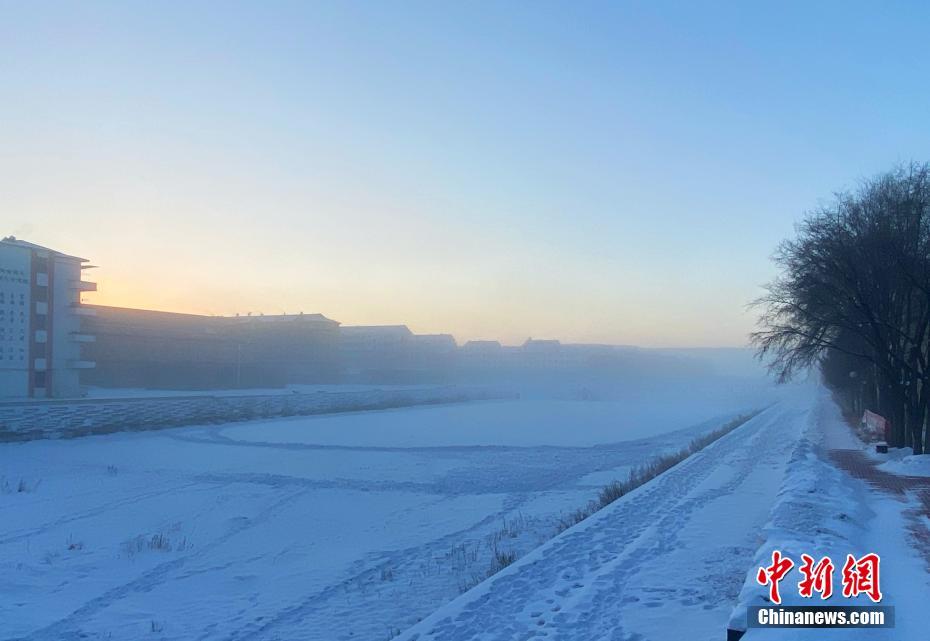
(0, 385, 510, 441)
(729, 388, 930, 640)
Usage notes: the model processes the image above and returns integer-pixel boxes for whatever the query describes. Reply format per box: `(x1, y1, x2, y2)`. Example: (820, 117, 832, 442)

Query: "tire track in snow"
(215, 490, 536, 641)
(192, 414, 764, 641)
(212, 410, 789, 641)
(1, 407, 759, 641)
(193, 472, 438, 495)
(0, 480, 204, 546)
(554, 406, 799, 638)
(170, 419, 718, 455)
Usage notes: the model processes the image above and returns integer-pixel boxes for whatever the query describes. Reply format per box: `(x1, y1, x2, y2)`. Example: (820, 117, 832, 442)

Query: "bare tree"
(753, 163, 930, 453)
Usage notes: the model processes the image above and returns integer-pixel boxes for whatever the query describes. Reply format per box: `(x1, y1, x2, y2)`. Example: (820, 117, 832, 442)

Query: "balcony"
(70, 332, 96, 343)
(34, 330, 47, 344)
(72, 280, 97, 292)
(34, 358, 47, 371)
(35, 301, 48, 315)
(36, 272, 49, 287)
(68, 360, 96, 369)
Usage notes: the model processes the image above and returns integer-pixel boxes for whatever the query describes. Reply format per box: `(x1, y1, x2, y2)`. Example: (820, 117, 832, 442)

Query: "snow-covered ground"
(876, 449, 930, 478)
(0, 388, 775, 641)
(218, 399, 744, 448)
(384, 386, 929, 641)
(393, 390, 811, 641)
(732, 387, 930, 640)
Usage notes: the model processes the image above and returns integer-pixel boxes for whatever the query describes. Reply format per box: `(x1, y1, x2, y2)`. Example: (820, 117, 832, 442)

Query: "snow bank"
(865, 442, 930, 477)
(877, 453, 930, 478)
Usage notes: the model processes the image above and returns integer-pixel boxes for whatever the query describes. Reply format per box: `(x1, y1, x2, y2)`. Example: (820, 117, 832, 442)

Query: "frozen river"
(0, 390, 776, 641)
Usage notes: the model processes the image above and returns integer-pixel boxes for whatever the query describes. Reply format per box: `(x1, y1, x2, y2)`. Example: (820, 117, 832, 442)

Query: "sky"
(3, 1, 930, 347)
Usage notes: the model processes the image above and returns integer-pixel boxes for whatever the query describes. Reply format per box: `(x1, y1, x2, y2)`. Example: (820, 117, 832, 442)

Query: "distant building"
(461, 340, 503, 354)
(522, 338, 561, 351)
(410, 333, 458, 370)
(521, 338, 563, 366)
(0, 237, 96, 398)
(339, 325, 414, 381)
(561, 343, 621, 365)
(83, 308, 340, 390)
(339, 325, 459, 382)
(82, 306, 237, 389)
(227, 313, 341, 386)
(339, 325, 413, 351)
(460, 340, 504, 368)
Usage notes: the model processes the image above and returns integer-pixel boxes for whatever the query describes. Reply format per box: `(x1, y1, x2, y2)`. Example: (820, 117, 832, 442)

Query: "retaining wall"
(0, 386, 510, 442)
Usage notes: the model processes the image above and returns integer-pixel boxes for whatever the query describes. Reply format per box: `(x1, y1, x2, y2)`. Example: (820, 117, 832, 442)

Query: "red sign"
(861, 411, 890, 442)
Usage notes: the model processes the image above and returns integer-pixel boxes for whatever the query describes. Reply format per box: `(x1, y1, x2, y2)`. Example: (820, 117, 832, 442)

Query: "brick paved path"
(829, 448, 930, 567)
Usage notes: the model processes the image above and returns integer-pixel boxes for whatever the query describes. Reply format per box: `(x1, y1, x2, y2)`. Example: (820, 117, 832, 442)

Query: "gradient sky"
(3, 2, 930, 347)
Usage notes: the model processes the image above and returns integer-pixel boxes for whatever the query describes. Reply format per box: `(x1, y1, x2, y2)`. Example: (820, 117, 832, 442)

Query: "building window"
(34, 371, 46, 388)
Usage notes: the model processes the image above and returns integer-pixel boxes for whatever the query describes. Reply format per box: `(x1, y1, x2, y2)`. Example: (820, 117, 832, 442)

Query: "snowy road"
(396, 398, 810, 641)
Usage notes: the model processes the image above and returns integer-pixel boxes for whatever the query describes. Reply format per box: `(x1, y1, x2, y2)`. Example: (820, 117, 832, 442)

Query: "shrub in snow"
(0, 477, 40, 494)
(557, 410, 763, 533)
(121, 532, 192, 558)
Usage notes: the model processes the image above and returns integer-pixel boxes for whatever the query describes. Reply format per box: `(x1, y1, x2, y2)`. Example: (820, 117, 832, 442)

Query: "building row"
(0, 238, 641, 398)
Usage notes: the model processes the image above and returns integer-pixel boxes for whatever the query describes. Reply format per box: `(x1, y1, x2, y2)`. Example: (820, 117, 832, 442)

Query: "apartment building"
(0, 237, 96, 398)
